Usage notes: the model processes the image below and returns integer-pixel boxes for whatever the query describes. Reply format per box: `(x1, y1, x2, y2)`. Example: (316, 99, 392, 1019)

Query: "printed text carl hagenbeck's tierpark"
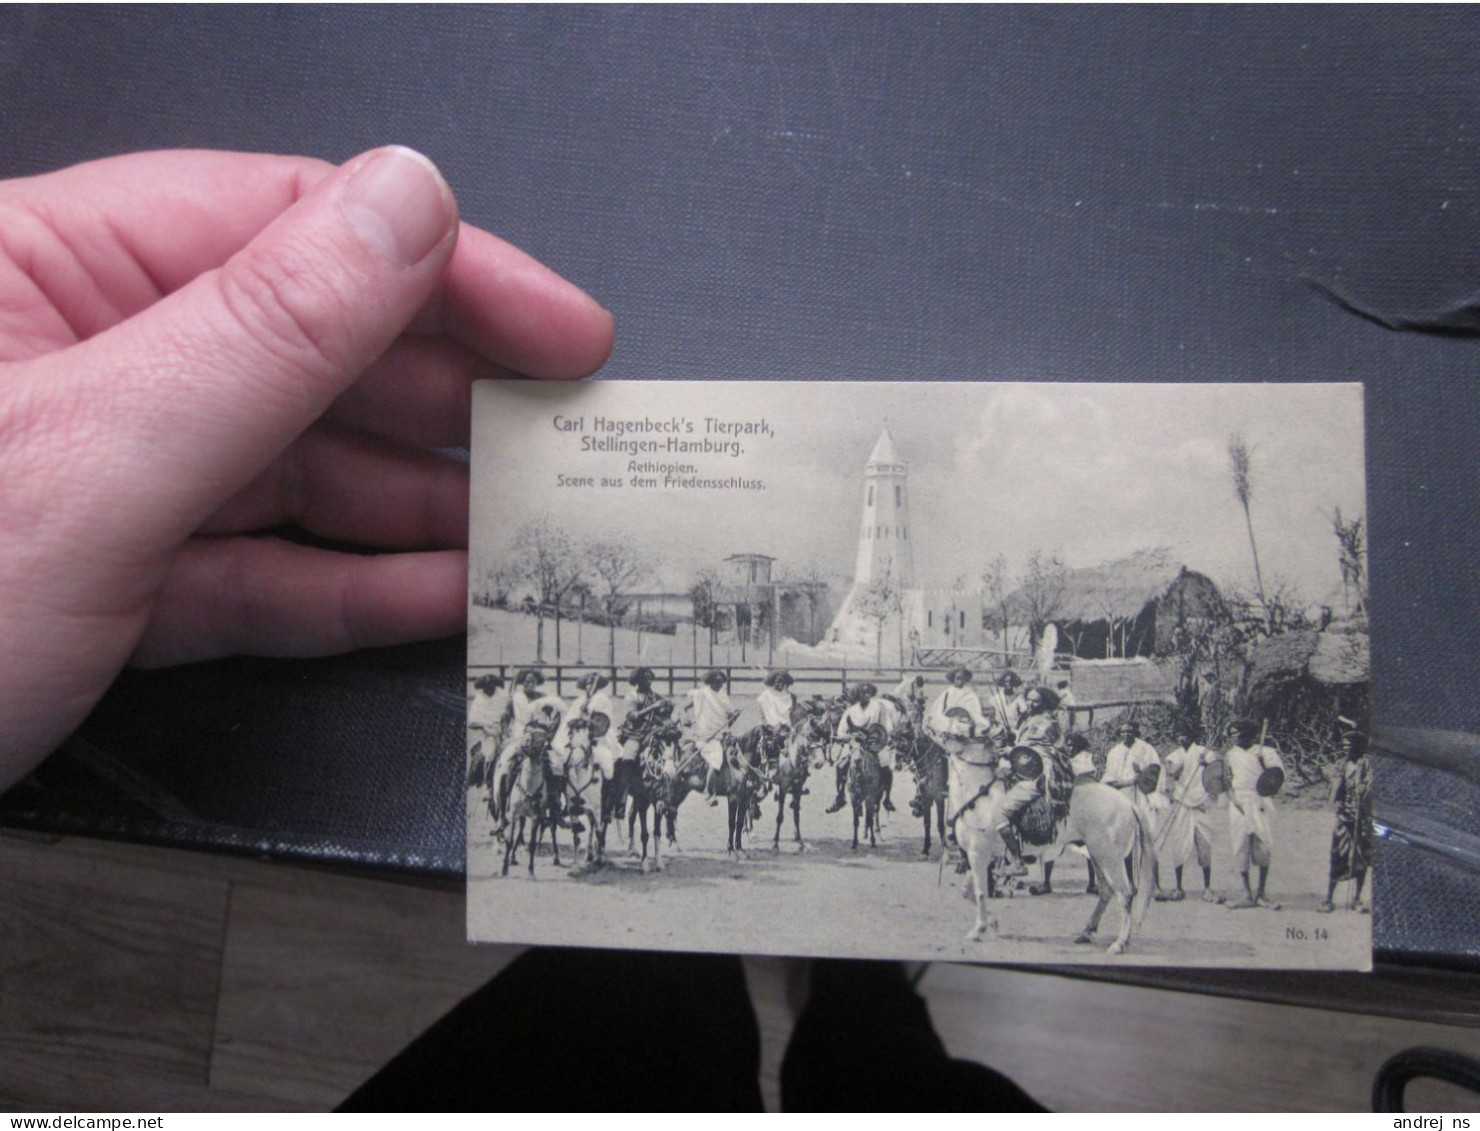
(552, 412, 774, 493)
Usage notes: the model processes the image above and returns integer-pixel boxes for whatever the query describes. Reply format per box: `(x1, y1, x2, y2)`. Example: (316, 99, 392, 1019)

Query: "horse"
(555, 719, 603, 870)
(769, 704, 827, 853)
(667, 725, 774, 855)
(1062, 780, 1156, 955)
(896, 720, 950, 857)
(954, 768, 1006, 943)
(842, 723, 887, 850)
(621, 719, 685, 872)
(500, 726, 554, 878)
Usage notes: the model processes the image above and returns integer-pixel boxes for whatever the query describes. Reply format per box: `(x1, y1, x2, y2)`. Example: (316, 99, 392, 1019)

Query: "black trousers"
(340, 949, 1045, 1112)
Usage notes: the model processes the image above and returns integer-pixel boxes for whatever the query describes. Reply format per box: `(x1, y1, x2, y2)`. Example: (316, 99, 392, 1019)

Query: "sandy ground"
(466, 778, 1371, 970)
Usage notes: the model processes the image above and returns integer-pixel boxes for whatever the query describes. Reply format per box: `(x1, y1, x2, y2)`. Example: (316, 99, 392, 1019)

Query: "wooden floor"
(2, 830, 1478, 1112)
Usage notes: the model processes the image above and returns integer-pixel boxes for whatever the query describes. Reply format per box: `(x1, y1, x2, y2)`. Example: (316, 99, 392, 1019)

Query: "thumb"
(36, 145, 459, 550)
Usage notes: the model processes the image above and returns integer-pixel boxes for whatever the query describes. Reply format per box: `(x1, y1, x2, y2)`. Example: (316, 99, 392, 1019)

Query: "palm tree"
(1228, 435, 1272, 632)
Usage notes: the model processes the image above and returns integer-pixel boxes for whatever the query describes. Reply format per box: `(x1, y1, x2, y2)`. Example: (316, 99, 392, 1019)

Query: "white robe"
(686, 685, 735, 770)
(1103, 737, 1163, 827)
(927, 686, 993, 739)
(468, 687, 508, 755)
(837, 698, 900, 769)
(756, 687, 795, 730)
(554, 688, 616, 775)
(1225, 742, 1284, 853)
(1160, 743, 1215, 866)
(501, 690, 567, 759)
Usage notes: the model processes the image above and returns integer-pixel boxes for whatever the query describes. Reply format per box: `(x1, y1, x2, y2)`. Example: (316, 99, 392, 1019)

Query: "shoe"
(1169, 888, 1186, 902)
(883, 799, 896, 813)
(1318, 900, 1335, 913)
(1028, 882, 1052, 896)
(825, 798, 846, 814)
(706, 796, 719, 807)
(1227, 897, 1258, 910)
(908, 800, 924, 818)
(1000, 860, 1028, 878)
(1086, 882, 1099, 895)
(800, 788, 810, 795)
(1201, 890, 1224, 905)
(750, 802, 763, 821)
(1256, 896, 1282, 911)
(1153, 890, 1173, 902)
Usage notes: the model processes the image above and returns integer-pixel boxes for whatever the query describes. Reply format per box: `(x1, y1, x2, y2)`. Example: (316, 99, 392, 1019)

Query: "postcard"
(466, 380, 1372, 969)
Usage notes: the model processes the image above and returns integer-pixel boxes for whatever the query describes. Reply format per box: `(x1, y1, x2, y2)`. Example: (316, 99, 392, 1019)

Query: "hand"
(0, 147, 613, 790)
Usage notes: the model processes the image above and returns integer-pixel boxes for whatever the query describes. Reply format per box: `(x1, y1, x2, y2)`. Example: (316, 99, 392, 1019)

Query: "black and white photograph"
(468, 379, 1372, 969)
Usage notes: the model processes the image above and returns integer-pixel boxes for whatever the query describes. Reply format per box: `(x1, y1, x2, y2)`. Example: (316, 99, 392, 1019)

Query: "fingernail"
(342, 146, 455, 266)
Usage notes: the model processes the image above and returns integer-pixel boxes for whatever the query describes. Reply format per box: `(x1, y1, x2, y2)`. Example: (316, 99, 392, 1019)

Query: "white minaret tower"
(852, 422, 914, 588)
(825, 423, 917, 653)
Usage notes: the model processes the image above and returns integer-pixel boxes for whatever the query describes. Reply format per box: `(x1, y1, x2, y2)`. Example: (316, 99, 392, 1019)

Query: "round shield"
(1008, 745, 1044, 781)
(1201, 759, 1232, 796)
(1256, 765, 1285, 797)
(944, 706, 973, 722)
(1136, 764, 1162, 795)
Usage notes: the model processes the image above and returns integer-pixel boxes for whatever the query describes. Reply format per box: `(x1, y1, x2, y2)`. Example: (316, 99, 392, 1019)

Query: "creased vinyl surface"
(0, 6, 1477, 963)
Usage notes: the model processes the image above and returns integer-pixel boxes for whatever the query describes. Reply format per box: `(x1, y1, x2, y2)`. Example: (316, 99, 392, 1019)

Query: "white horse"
(1062, 781, 1156, 955)
(557, 719, 603, 869)
(945, 739, 1005, 943)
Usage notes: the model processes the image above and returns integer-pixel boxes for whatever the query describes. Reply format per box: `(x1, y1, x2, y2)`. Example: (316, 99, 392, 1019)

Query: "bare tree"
(689, 567, 723, 666)
(981, 553, 1012, 650)
(473, 563, 513, 609)
(587, 538, 655, 668)
(853, 562, 903, 669)
(1016, 550, 1067, 653)
(1228, 434, 1272, 632)
(1331, 506, 1366, 616)
(510, 516, 584, 662)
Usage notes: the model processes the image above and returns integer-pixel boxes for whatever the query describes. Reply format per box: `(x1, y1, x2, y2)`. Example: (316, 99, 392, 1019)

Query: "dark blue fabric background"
(1, 6, 1475, 963)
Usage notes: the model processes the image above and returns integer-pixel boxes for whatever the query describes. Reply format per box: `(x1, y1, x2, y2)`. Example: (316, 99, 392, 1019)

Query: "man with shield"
(1222, 718, 1286, 910)
(1102, 719, 1164, 824)
(984, 685, 1064, 883)
(608, 667, 674, 820)
(825, 682, 901, 813)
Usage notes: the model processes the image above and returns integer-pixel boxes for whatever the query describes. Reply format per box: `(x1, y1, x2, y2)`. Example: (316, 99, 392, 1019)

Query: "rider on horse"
(468, 673, 508, 788)
(756, 669, 796, 736)
(614, 667, 674, 819)
(550, 671, 615, 824)
(825, 682, 900, 814)
(492, 669, 567, 823)
(684, 669, 738, 805)
(984, 684, 1063, 878)
(758, 668, 814, 780)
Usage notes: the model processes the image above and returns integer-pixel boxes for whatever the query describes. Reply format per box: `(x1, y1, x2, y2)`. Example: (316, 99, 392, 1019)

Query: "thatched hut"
(1245, 622, 1371, 743)
(1008, 549, 1223, 661)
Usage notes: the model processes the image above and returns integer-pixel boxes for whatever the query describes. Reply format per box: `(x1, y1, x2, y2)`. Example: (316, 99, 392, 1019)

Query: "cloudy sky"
(473, 379, 1367, 606)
